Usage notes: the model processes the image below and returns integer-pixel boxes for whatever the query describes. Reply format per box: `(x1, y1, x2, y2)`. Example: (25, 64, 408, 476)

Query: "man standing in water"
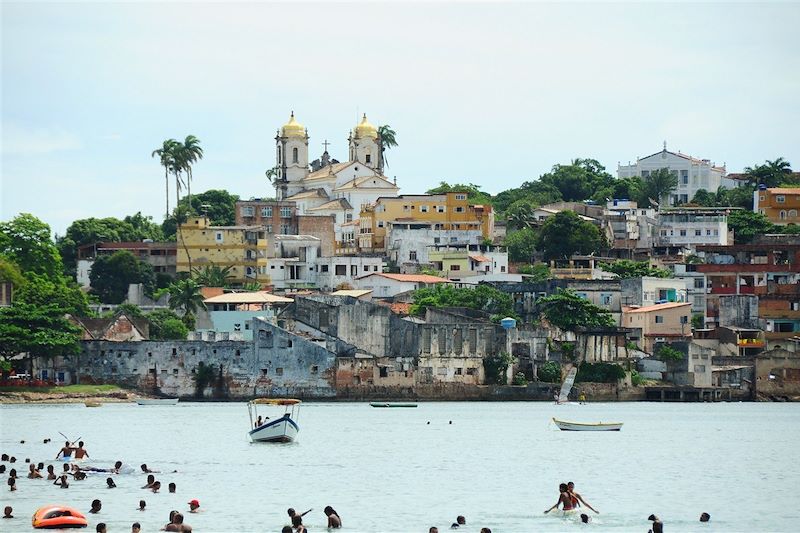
(567, 481, 598, 513)
(74, 442, 89, 460)
(648, 514, 663, 533)
(55, 441, 74, 460)
(544, 483, 574, 513)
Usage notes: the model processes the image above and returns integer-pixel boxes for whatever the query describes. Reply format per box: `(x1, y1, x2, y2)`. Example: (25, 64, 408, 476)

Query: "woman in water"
(324, 506, 342, 528)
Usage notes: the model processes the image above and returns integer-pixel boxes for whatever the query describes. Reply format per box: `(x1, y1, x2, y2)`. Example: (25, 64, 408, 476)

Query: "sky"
(2, 1, 799, 235)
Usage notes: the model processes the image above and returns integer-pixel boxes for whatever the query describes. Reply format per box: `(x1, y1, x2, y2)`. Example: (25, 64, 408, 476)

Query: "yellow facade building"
(358, 192, 494, 251)
(176, 216, 268, 285)
(755, 187, 800, 225)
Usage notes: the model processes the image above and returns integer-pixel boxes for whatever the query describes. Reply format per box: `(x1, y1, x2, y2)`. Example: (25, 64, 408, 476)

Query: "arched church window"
(365, 152, 371, 164)
(292, 147, 298, 164)
(277, 149, 281, 163)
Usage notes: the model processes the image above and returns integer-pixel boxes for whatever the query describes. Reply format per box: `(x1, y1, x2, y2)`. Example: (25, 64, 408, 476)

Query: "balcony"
(737, 338, 765, 347)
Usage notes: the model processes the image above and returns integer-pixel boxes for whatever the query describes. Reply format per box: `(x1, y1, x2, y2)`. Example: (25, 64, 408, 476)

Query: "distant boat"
(136, 398, 179, 405)
(553, 418, 623, 432)
(557, 366, 578, 404)
(370, 402, 418, 408)
(248, 398, 301, 443)
(84, 401, 102, 407)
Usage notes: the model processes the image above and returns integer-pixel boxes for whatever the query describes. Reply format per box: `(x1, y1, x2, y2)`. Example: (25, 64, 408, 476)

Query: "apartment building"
(657, 207, 735, 247)
(77, 241, 177, 288)
(754, 187, 800, 225)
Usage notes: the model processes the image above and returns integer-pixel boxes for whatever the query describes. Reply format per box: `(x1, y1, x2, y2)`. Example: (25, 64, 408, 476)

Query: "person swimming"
(324, 506, 341, 528)
(90, 499, 102, 514)
(567, 481, 598, 513)
(700, 512, 711, 522)
(544, 483, 573, 513)
(138, 500, 146, 511)
(142, 474, 156, 489)
(106, 477, 116, 488)
(54, 474, 69, 488)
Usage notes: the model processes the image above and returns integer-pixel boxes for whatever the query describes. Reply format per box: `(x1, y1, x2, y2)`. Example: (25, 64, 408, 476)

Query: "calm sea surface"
(0, 401, 798, 533)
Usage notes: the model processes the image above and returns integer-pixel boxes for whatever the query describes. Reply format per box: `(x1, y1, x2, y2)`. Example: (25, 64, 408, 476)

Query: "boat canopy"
(250, 398, 301, 406)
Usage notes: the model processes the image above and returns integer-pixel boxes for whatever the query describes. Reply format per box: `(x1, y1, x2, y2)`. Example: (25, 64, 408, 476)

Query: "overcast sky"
(2, 1, 799, 235)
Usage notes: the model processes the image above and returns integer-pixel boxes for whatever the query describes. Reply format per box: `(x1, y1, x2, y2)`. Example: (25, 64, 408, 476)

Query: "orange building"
(754, 187, 800, 225)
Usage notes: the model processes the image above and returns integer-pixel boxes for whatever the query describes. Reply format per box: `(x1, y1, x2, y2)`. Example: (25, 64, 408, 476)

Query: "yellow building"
(176, 216, 268, 285)
(755, 187, 800, 225)
(358, 192, 494, 251)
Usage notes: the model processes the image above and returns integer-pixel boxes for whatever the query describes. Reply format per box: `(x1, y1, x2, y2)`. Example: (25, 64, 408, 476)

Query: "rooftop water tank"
(500, 317, 517, 330)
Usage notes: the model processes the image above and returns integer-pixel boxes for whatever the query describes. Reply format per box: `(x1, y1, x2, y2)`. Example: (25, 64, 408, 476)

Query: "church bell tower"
(275, 112, 309, 199)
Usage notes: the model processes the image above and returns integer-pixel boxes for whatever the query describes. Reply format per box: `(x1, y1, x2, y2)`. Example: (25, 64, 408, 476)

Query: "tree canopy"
(410, 284, 516, 321)
(640, 168, 679, 207)
(504, 227, 538, 263)
(600, 260, 672, 279)
(539, 158, 615, 203)
(0, 214, 63, 279)
(0, 303, 82, 364)
(536, 289, 615, 331)
(89, 250, 156, 304)
(163, 189, 240, 239)
(743, 157, 795, 188)
(425, 182, 492, 205)
(146, 309, 189, 340)
(728, 210, 776, 244)
(535, 211, 604, 261)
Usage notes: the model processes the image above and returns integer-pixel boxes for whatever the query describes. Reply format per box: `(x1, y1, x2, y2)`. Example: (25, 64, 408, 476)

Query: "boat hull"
(553, 418, 623, 431)
(136, 399, 179, 405)
(369, 402, 418, 408)
(249, 415, 299, 443)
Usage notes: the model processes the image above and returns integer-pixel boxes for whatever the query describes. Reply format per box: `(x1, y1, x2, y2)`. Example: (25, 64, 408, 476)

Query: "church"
(273, 113, 400, 231)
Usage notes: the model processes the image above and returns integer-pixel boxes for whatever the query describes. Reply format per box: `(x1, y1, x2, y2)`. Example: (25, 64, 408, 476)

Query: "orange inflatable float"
(32, 505, 88, 529)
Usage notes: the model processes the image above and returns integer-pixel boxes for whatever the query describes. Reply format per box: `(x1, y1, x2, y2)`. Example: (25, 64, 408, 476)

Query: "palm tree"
(168, 278, 206, 327)
(506, 202, 536, 230)
(744, 157, 793, 188)
(643, 168, 679, 206)
(265, 166, 280, 196)
(192, 264, 234, 288)
(178, 135, 203, 205)
(377, 125, 398, 169)
(152, 139, 179, 219)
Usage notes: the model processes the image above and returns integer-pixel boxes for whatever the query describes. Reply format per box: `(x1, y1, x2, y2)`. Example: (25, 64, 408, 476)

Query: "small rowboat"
(553, 418, 623, 431)
(32, 505, 88, 529)
(370, 402, 418, 408)
(84, 401, 102, 407)
(136, 398, 179, 405)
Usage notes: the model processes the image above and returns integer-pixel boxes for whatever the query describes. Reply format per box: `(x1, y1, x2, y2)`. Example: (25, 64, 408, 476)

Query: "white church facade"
(272, 113, 400, 232)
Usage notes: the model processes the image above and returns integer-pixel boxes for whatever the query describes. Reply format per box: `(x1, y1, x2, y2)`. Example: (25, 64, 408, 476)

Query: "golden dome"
(281, 112, 306, 138)
(353, 113, 378, 140)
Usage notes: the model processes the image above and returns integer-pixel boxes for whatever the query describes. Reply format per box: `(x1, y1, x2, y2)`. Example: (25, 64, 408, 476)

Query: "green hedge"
(575, 362, 625, 383)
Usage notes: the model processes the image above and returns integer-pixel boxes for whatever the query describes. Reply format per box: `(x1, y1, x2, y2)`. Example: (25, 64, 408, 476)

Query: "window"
(695, 229, 702, 236)
(655, 315, 664, 323)
(275, 367, 283, 376)
(346, 213, 353, 222)
(455, 207, 464, 213)
(377, 221, 385, 228)
(500, 266, 506, 272)
(780, 210, 787, 220)
(365, 153, 371, 164)
(280, 207, 292, 218)
(420, 205, 429, 213)
(409, 251, 417, 261)
(694, 278, 705, 289)
(437, 205, 446, 213)
(351, 265, 357, 276)
(335, 265, 346, 275)
(215, 232, 224, 243)
(261, 206, 273, 217)
(694, 365, 706, 373)
(776, 195, 785, 203)
(601, 293, 612, 305)
(455, 367, 463, 375)
(759, 195, 765, 202)
(641, 170, 650, 178)
(292, 147, 298, 163)
(266, 224, 273, 233)
(680, 230, 687, 237)
(321, 265, 329, 273)
(466, 368, 477, 376)
(403, 205, 410, 211)
(280, 224, 290, 234)
(455, 194, 467, 200)
(706, 229, 712, 236)
(241, 206, 254, 217)
(681, 170, 688, 184)
(450, 264, 460, 271)
(790, 210, 798, 218)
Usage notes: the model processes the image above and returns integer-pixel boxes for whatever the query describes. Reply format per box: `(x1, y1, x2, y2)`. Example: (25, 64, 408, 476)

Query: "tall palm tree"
(377, 125, 398, 169)
(178, 135, 203, 205)
(168, 278, 206, 327)
(152, 139, 179, 219)
(265, 166, 280, 196)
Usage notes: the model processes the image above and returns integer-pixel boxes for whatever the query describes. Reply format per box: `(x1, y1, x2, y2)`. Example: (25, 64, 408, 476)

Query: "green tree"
(0, 257, 24, 288)
(152, 139, 181, 219)
(410, 284, 515, 320)
(146, 309, 189, 340)
(657, 345, 684, 361)
(15, 273, 91, 316)
(168, 278, 206, 327)
(493, 181, 562, 215)
(192, 264, 235, 288)
(504, 228, 538, 262)
(378, 125, 398, 168)
(691, 189, 715, 207)
(744, 157, 793, 188)
(600, 260, 672, 279)
(0, 302, 81, 375)
(640, 168, 679, 207)
(728, 210, 775, 244)
(89, 251, 156, 304)
(518, 263, 551, 281)
(425, 182, 493, 206)
(505, 201, 537, 230)
(536, 289, 615, 331)
(175, 135, 204, 203)
(535, 211, 603, 261)
(483, 352, 514, 385)
(164, 189, 240, 239)
(105, 303, 144, 319)
(537, 361, 561, 383)
(0, 214, 63, 279)
(575, 362, 626, 383)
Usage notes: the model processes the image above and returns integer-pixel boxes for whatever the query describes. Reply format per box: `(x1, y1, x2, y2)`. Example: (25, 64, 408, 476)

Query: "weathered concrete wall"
(755, 348, 800, 398)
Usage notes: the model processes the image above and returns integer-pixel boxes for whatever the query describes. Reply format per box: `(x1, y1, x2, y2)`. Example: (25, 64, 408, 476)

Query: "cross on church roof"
(322, 139, 330, 152)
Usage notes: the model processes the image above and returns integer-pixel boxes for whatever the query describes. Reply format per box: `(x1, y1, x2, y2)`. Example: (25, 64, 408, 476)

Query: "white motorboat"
(136, 398, 179, 405)
(248, 398, 301, 443)
(553, 418, 623, 431)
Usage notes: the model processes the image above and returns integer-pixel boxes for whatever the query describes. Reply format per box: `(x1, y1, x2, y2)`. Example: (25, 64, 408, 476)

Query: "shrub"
(512, 372, 528, 386)
(537, 361, 561, 383)
(483, 352, 514, 385)
(657, 345, 684, 362)
(631, 369, 645, 386)
(575, 362, 626, 383)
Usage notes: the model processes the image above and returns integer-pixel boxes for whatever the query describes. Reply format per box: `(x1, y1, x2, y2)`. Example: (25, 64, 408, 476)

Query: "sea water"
(0, 401, 798, 532)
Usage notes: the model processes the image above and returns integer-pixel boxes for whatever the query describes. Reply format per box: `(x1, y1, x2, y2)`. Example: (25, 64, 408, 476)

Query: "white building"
(315, 256, 385, 291)
(670, 263, 706, 317)
(657, 207, 736, 247)
(199, 292, 293, 340)
(617, 144, 735, 206)
(353, 273, 451, 298)
(386, 224, 484, 270)
(621, 276, 691, 308)
(604, 200, 658, 251)
(261, 235, 321, 290)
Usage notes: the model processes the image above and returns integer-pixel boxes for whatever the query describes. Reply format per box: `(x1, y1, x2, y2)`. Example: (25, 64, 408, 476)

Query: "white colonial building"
(273, 113, 399, 247)
(656, 207, 737, 248)
(618, 144, 736, 206)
